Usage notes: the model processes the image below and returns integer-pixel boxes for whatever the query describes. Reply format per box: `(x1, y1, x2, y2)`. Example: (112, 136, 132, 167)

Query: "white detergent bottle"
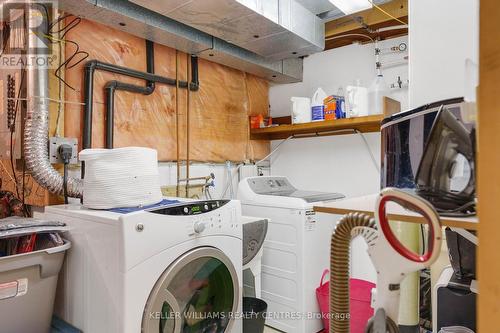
(368, 74, 389, 115)
(291, 97, 311, 124)
(311, 87, 327, 121)
(346, 79, 369, 118)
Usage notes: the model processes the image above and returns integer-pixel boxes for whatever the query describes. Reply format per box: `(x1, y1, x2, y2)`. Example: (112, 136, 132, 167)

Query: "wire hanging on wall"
(45, 13, 89, 91)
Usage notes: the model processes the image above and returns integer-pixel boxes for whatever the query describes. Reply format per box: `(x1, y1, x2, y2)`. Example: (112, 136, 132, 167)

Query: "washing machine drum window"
(142, 247, 239, 333)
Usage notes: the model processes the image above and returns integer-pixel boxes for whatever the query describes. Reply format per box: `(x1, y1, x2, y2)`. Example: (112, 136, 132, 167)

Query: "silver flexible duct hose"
(330, 212, 377, 333)
(24, 6, 83, 198)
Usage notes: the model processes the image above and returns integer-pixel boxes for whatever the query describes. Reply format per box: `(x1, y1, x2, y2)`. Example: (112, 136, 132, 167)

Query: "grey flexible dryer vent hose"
(24, 6, 83, 198)
(330, 212, 377, 333)
(24, 65, 83, 198)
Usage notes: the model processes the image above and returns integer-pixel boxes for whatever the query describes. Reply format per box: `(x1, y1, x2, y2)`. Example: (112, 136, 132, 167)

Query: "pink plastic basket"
(316, 269, 330, 331)
(316, 270, 375, 333)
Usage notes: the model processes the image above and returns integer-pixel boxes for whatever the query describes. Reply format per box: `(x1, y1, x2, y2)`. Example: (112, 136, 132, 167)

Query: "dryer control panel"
(248, 176, 295, 195)
(149, 200, 239, 237)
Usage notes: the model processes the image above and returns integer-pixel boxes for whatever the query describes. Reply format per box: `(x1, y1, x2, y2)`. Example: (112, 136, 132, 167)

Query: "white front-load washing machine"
(36, 199, 242, 333)
(238, 176, 345, 333)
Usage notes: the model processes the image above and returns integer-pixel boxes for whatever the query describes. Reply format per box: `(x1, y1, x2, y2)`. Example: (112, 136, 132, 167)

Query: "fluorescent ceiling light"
(329, 0, 373, 15)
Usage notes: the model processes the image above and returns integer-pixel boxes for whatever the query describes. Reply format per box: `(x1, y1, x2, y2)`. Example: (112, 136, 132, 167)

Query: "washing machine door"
(142, 247, 239, 333)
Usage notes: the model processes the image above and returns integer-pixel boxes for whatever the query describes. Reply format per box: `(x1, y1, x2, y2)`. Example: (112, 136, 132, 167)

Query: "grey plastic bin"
(0, 240, 70, 333)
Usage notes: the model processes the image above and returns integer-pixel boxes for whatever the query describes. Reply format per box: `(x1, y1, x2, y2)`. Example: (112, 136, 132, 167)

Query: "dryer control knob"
(193, 221, 206, 234)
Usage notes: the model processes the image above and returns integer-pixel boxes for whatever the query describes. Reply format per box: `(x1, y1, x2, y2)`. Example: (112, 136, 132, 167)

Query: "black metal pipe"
(105, 85, 115, 150)
(105, 82, 152, 148)
(145, 39, 155, 94)
(80, 40, 200, 196)
(82, 41, 200, 151)
(105, 40, 156, 148)
(190, 55, 199, 91)
(86, 60, 177, 86)
(83, 65, 95, 151)
(103, 46, 200, 149)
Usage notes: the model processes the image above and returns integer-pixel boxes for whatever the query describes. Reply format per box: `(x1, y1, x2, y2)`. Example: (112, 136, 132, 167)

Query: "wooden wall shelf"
(250, 115, 384, 140)
(314, 194, 478, 231)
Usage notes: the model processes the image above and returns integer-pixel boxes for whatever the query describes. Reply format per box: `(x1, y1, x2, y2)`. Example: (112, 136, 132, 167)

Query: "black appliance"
(415, 108, 475, 214)
(381, 97, 476, 215)
(434, 228, 477, 331)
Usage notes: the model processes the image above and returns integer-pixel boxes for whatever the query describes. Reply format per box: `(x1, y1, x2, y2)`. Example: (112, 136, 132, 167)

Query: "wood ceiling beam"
(323, 0, 408, 50)
(325, 0, 408, 38)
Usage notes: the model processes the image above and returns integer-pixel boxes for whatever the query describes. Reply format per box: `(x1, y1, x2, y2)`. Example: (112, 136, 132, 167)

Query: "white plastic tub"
(0, 240, 71, 333)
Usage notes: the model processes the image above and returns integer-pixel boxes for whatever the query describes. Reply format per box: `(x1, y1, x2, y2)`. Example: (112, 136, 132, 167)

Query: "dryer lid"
(284, 190, 345, 203)
(247, 176, 344, 203)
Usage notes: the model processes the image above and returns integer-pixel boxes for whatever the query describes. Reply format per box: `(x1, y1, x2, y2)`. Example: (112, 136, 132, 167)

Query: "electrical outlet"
(49, 137, 78, 164)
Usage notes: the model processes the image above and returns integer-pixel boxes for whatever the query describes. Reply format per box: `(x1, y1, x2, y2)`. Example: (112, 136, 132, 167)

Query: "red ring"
(378, 195, 435, 263)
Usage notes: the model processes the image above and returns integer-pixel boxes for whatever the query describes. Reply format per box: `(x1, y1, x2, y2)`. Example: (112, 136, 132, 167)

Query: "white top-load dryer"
(36, 199, 242, 333)
(238, 176, 345, 333)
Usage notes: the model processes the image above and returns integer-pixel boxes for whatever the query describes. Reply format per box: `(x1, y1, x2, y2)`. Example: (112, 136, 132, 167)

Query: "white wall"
(157, 163, 235, 199)
(269, 133, 381, 197)
(269, 36, 409, 197)
(269, 37, 409, 282)
(157, 163, 269, 200)
(409, 0, 479, 108)
(270, 36, 409, 117)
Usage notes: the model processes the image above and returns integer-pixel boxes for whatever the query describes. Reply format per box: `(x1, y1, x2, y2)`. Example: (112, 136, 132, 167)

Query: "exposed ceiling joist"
(324, 0, 408, 50)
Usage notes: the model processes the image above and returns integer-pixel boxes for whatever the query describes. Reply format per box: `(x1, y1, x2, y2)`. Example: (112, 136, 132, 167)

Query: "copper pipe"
(175, 50, 180, 197)
(178, 174, 214, 182)
(185, 53, 191, 198)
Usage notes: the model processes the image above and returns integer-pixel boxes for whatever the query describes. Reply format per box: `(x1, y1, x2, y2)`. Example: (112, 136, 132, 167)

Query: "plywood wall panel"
(63, 18, 269, 163)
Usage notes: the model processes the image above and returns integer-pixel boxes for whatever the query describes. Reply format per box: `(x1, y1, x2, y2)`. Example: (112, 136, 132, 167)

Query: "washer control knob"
(183, 207, 189, 214)
(193, 221, 206, 234)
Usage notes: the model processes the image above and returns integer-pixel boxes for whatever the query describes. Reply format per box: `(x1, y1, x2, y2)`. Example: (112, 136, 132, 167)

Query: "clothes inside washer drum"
(242, 219, 268, 265)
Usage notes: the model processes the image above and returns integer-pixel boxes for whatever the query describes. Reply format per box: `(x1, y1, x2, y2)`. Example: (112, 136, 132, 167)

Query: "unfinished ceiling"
(57, 0, 326, 83)
(294, 0, 336, 15)
(55, 0, 409, 82)
(55, 0, 296, 82)
(129, 0, 324, 61)
(324, 0, 408, 50)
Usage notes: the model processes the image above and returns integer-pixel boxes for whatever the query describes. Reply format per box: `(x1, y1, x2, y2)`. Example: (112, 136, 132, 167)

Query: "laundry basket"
(0, 217, 70, 333)
(316, 270, 375, 333)
(0, 240, 70, 333)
